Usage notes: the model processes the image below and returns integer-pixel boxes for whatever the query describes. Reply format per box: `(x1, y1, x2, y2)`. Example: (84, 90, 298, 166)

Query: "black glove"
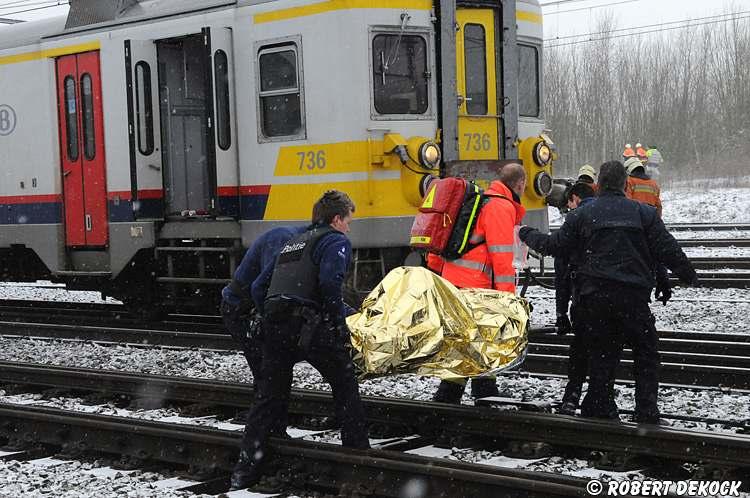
(332, 321, 352, 343)
(518, 225, 534, 242)
(555, 314, 572, 336)
(654, 284, 672, 306)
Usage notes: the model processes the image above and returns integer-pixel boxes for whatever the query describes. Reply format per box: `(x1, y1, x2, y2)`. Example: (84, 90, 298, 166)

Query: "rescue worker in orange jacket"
(429, 163, 527, 403)
(622, 143, 636, 161)
(624, 156, 662, 218)
(635, 143, 648, 163)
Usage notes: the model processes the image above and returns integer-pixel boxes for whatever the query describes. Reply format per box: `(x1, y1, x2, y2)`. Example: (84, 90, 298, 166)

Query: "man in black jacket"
(520, 161, 697, 423)
(554, 181, 596, 415)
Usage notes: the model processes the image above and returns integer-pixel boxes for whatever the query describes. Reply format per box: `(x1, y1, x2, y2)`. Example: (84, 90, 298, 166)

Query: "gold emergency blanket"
(347, 266, 529, 381)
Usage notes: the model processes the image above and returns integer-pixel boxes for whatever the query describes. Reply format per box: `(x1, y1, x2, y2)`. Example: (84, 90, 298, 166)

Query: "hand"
(654, 285, 672, 306)
(555, 314, 572, 335)
(335, 322, 352, 343)
(518, 226, 533, 241)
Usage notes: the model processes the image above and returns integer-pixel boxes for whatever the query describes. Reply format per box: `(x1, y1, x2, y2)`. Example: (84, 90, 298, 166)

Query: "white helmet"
(624, 156, 644, 175)
(625, 143, 632, 148)
(635, 142, 642, 148)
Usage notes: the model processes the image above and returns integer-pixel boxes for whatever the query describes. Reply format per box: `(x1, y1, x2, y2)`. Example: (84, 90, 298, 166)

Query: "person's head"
(566, 182, 596, 210)
(624, 156, 645, 175)
(598, 161, 628, 192)
(577, 164, 597, 184)
(635, 142, 642, 148)
(625, 143, 632, 149)
(650, 144, 657, 149)
(500, 162, 527, 198)
(312, 190, 355, 233)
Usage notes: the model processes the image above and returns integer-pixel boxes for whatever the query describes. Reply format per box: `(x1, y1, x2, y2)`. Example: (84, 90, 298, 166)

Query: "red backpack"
(409, 177, 486, 260)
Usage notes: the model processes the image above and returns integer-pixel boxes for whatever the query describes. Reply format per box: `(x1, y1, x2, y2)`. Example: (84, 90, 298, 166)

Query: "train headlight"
(533, 172, 553, 197)
(419, 142, 441, 169)
(533, 142, 552, 166)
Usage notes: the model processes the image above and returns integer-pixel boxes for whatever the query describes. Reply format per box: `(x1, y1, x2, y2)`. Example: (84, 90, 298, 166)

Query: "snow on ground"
(549, 185, 750, 226)
(661, 187, 750, 224)
(0, 458, 207, 498)
(0, 335, 748, 432)
(682, 246, 750, 258)
(526, 286, 750, 333)
(0, 282, 120, 304)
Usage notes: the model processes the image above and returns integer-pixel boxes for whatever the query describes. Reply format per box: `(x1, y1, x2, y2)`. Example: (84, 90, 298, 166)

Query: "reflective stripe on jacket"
(626, 176, 662, 218)
(646, 148, 663, 165)
(439, 181, 526, 293)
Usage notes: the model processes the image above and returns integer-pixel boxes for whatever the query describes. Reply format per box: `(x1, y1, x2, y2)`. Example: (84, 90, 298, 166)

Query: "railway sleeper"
(690, 464, 749, 487)
(588, 450, 648, 472)
(503, 440, 554, 459)
(80, 391, 130, 408)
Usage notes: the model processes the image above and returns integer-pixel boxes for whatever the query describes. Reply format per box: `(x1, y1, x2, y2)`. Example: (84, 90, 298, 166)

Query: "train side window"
(80, 74, 96, 161)
(214, 49, 231, 150)
(372, 34, 428, 115)
(464, 24, 488, 115)
(257, 44, 304, 139)
(519, 44, 540, 118)
(135, 61, 154, 155)
(64, 76, 79, 161)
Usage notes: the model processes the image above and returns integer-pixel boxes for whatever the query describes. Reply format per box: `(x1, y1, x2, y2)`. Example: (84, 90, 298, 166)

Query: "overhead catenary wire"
(0, 0, 57, 8)
(0, 0, 68, 18)
(0, 0, 64, 10)
(544, 0, 638, 15)
(545, 10, 750, 42)
(546, 13, 750, 48)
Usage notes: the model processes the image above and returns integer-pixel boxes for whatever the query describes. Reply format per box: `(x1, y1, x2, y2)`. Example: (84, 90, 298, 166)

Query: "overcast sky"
(1, 0, 749, 37)
(543, 0, 750, 41)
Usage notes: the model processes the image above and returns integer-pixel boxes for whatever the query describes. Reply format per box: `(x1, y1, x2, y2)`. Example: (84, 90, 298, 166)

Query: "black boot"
(433, 380, 466, 404)
(230, 450, 261, 490)
(558, 400, 577, 416)
(558, 386, 582, 415)
(470, 377, 499, 399)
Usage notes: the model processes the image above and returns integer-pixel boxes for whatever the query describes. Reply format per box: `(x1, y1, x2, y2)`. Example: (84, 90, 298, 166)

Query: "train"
(0, 0, 554, 313)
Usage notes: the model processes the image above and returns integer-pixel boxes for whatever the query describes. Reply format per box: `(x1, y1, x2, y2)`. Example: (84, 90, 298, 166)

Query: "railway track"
(551, 223, 750, 232)
(526, 270, 750, 289)
(1, 315, 750, 390)
(1, 362, 749, 479)
(0, 403, 588, 497)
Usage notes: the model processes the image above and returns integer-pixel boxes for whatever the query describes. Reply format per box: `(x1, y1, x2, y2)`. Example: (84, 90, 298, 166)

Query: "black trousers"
(237, 305, 369, 472)
(221, 300, 263, 380)
(562, 305, 588, 405)
(577, 290, 659, 421)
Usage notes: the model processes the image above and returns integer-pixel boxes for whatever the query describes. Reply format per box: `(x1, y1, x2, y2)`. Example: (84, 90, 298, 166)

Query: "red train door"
(56, 51, 108, 247)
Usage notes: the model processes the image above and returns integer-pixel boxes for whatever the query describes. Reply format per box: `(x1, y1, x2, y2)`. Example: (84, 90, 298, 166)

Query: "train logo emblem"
(0, 105, 17, 136)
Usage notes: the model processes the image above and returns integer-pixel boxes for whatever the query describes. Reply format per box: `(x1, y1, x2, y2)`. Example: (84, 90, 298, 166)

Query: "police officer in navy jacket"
(230, 190, 369, 490)
(221, 225, 306, 380)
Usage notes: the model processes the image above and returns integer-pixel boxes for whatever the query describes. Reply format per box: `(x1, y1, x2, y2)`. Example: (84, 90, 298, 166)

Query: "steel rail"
(677, 238, 750, 248)
(0, 404, 588, 497)
(3, 321, 750, 388)
(551, 223, 750, 232)
(0, 362, 748, 469)
(527, 273, 750, 289)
